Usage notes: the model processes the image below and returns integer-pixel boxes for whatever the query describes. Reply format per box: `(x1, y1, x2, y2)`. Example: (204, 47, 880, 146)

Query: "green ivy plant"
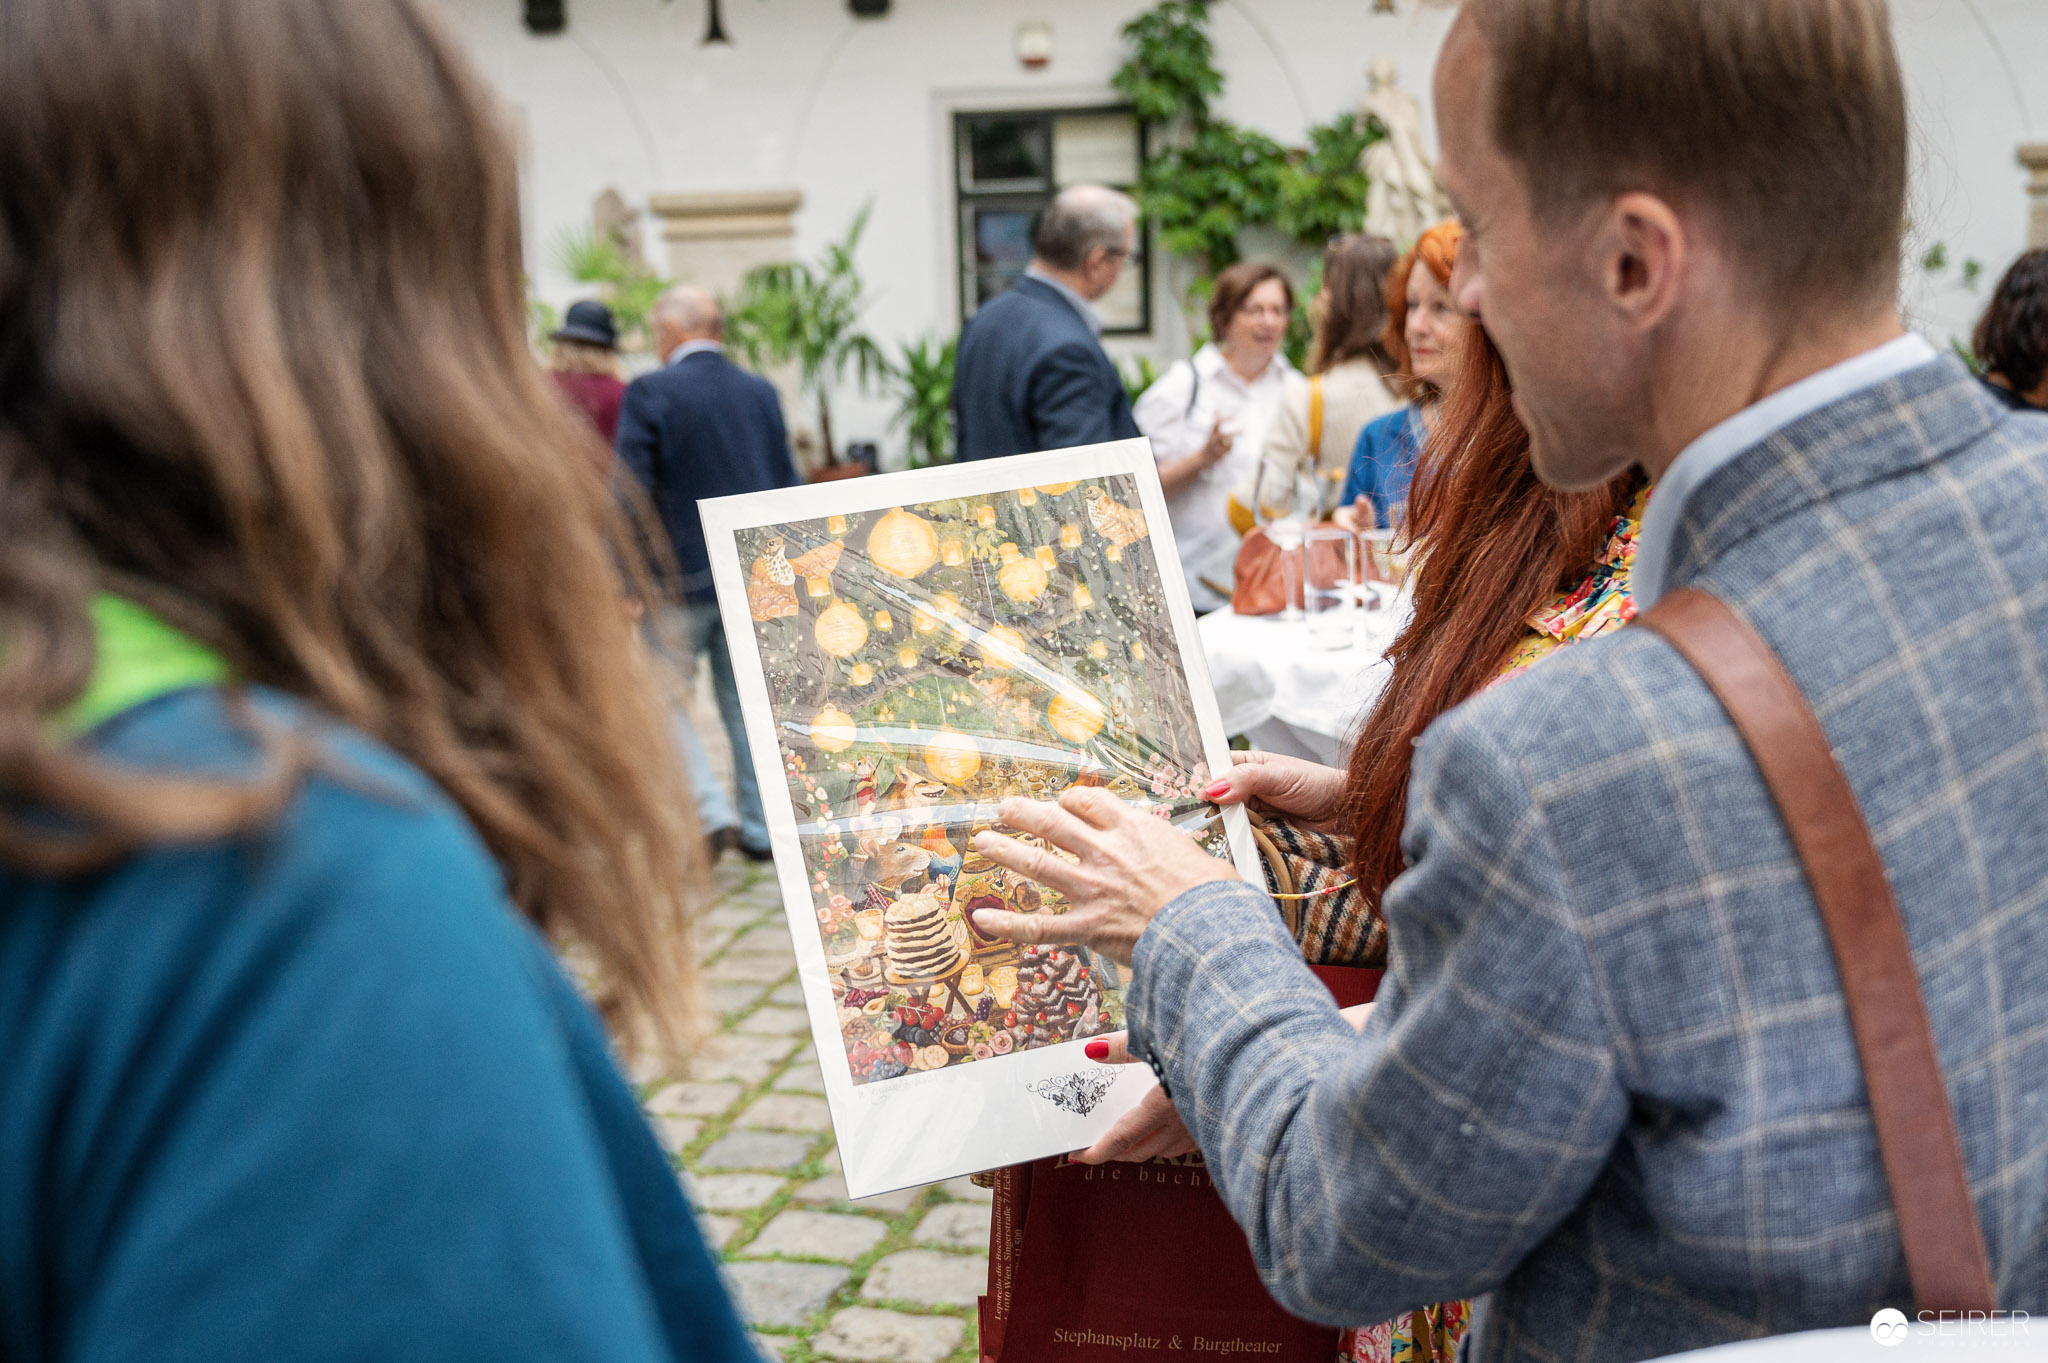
(1115, 0, 1381, 365)
(727, 206, 890, 468)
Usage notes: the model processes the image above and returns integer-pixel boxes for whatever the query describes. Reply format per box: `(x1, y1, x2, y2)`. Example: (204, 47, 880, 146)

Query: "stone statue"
(1358, 58, 1452, 246)
(591, 187, 645, 268)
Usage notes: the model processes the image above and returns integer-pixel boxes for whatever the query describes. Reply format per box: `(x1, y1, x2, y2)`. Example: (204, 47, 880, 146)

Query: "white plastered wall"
(434, 0, 2045, 465)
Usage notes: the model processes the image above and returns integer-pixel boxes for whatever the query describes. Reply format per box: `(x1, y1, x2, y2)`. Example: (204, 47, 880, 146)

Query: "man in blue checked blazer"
(967, 1, 2048, 1359)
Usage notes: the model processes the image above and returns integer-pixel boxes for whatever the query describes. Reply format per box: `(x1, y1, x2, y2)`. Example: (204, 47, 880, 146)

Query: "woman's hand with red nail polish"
(1211, 751, 1351, 832)
(1071, 1030, 1196, 1164)
(1072, 1082, 1197, 1164)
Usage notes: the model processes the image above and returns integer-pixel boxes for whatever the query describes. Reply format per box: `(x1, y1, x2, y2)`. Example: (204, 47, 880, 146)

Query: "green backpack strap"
(60, 594, 230, 736)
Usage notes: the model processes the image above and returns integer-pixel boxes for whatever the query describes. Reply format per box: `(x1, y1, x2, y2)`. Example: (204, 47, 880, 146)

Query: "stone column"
(2022, 143, 2048, 250)
(646, 189, 804, 295)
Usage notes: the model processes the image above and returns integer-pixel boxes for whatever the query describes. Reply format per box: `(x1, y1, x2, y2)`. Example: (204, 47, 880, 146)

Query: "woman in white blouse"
(1134, 261, 1297, 612)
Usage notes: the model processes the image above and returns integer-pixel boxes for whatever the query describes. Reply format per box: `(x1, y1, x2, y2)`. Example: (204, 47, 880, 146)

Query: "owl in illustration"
(746, 536, 799, 621)
(1083, 487, 1149, 560)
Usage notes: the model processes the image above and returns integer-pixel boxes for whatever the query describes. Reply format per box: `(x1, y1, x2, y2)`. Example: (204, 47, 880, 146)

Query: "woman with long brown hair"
(0, 0, 750, 1357)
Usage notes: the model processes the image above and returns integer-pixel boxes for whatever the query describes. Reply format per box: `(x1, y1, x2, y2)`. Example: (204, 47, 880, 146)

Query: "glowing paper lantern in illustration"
(1130, 640, 1146, 661)
(1048, 690, 1107, 745)
(828, 514, 850, 535)
(940, 538, 968, 566)
(913, 592, 960, 634)
(1016, 488, 1038, 507)
(814, 601, 870, 657)
(867, 508, 938, 579)
(872, 610, 894, 632)
(1034, 545, 1057, 569)
(1072, 583, 1094, 611)
(975, 504, 997, 528)
(849, 662, 876, 686)
(1059, 523, 1083, 549)
(897, 646, 918, 667)
(1087, 639, 1109, 661)
(997, 544, 1049, 604)
(978, 623, 1028, 669)
(810, 707, 858, 753)
(924, 726, 983, 786)
(1036, 482, 1078, 496)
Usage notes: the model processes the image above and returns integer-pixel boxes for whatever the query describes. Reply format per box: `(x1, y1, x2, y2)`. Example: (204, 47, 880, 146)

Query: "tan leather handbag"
(1643, 588, 1996, 1312)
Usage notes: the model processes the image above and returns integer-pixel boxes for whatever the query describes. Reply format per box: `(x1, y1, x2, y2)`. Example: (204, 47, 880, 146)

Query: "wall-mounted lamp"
(849, 0, 891, 15)
(699, 0, 731, 44)
(523, 0, 565, 34)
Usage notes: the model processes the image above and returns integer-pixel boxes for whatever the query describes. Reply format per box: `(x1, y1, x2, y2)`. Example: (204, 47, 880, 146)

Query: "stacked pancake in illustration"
(884, 889, 967, 986)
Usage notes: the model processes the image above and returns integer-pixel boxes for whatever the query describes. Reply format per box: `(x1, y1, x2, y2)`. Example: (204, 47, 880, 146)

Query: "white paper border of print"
(702, 438, 1258, 1199)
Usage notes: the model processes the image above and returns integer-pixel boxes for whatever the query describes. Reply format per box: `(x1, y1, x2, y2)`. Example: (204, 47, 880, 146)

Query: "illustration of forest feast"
(740, 474, 1229, 1086)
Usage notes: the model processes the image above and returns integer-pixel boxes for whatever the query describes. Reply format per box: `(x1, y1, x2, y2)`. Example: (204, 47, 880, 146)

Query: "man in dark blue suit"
(954, 185, 1143, 461)
(616, 284, 798, 861)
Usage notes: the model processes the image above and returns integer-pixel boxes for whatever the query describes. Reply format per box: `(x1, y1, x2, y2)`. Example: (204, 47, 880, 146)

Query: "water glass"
(1359, 528, 1412, 588)
(1252, 456, 1319, 621)
(1303, 527, 1359, 650)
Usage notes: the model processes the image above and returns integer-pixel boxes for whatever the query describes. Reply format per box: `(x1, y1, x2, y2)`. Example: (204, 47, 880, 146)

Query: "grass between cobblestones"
(643, 862, 987, 1363)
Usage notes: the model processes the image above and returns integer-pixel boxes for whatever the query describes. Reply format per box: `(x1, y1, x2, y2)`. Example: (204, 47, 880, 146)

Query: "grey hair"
(1031, 184, 1138, 272)
(652, 282, 723, 338)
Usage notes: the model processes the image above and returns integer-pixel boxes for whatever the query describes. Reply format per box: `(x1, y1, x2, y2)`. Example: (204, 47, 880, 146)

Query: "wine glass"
(1252, 456, 1320, 622)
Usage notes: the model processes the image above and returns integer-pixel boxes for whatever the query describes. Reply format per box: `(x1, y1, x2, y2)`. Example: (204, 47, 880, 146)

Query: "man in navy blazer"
(954, 185, 1142, 461)
(616, 284, 798, 861)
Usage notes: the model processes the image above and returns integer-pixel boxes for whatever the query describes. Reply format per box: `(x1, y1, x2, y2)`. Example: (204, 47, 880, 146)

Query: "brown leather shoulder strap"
(1641, 586, 1995, 1313)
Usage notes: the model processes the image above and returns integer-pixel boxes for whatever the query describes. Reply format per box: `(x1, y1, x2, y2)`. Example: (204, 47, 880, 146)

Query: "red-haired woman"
(1069, 321, 1646, 1361)
(1334, 220, 1465, 532)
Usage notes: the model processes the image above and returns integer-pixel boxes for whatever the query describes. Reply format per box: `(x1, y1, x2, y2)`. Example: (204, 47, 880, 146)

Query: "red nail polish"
(1084, 1039, 1109, 1061)
(1203, 779, 1230, 799)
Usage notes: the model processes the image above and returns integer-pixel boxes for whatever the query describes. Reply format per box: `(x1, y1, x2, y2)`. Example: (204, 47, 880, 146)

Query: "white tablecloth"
(1197, 595, 1409, 766)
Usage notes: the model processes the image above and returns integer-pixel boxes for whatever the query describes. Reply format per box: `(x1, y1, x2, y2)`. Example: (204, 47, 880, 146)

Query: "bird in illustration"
(1083, 486, 1149, 560)
(746, 535, 799, 621)
(788, 538, 845, 584)
(920, 824, 963, 888)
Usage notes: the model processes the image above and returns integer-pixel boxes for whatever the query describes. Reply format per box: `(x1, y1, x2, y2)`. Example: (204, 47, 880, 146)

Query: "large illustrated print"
(739, 472, 1226, 1087)
(704, 440, 1252, 1196)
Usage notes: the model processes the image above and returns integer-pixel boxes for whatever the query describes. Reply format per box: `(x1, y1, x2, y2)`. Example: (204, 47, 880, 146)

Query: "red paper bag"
(980, 967, 1381, 1363)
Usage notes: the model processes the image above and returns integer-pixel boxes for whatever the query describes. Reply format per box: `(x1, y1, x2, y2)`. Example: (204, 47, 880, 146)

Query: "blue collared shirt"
(1632, 332, 1938, 606)
(665, 338, 724, 366)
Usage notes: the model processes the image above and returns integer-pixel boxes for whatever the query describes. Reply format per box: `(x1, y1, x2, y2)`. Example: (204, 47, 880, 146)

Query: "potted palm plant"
(552, 226, 670, 353)
(889, 335, 957, 468)
(728, 206, 888, 474)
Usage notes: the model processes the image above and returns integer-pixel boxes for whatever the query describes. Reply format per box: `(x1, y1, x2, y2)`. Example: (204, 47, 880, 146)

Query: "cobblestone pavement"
(636, 854, 990, 1363)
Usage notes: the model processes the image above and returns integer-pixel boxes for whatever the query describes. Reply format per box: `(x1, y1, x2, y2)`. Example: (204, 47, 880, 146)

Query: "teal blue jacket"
(0, 686, 754, 1363)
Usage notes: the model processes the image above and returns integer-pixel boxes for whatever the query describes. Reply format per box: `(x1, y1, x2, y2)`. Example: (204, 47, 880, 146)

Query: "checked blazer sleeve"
(1125, 706, 1629, 1327)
